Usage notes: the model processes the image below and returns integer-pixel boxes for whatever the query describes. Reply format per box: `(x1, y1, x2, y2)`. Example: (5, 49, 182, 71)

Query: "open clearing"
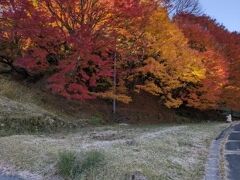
(0, 123, 227, 180)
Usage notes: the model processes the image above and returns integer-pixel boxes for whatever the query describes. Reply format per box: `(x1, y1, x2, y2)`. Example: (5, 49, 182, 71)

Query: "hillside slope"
(0, 75, 177, 124)
(0, 95, 75, 135)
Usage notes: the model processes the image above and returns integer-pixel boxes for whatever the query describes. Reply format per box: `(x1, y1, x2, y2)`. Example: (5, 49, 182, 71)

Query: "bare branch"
(162, 0, 202, 16)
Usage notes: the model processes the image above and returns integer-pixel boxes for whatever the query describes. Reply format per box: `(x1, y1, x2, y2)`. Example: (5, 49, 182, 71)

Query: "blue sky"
(199, 0, 240, 32)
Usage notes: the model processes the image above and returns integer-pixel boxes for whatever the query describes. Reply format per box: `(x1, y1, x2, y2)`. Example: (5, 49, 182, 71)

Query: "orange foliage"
(175, 13, 230, 110)
(131, 8, 205, 108)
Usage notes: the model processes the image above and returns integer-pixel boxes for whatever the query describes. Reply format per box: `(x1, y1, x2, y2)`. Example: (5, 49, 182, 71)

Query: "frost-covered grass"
(0, 96, 75, 135)
(0, 75, 79, 122)
(0, 123, 227, 180)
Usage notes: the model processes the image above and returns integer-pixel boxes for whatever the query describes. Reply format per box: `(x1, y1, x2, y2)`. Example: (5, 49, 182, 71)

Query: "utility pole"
(113, 52, 117, 115)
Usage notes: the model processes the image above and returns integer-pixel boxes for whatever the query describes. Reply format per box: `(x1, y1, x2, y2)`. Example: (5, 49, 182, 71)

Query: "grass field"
(0, 123, 227, 180)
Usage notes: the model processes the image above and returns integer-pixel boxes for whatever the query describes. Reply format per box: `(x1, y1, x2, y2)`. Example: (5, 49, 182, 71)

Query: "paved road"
(225, 123, 240, 180)
(0, 171, 23, 180)
(0, 175, 23, 180)
(205, 126, 228, 180)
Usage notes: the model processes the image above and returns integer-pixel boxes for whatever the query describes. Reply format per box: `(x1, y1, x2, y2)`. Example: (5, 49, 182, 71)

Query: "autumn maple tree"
(175, 13, 230, 110)
(130, 7, 205, 108)
(0, 0, 155, 102)
(1, 0, 240, 112)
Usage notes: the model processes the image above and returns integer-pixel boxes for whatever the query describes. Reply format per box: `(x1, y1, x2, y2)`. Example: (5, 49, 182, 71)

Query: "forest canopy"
(0, 0, 240, 111)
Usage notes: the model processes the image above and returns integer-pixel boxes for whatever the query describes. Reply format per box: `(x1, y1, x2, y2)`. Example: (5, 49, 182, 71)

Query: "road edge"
(204, 123, 233, 180)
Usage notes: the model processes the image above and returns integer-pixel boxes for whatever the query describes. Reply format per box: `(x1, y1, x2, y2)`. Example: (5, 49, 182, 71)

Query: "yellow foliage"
(32, 0, 38, 7)
(94, 91, 132, 104)
(94, 78, 132, 104)
(136, 81, 163, 95)
(164, 94, 183, 108)
(145, 8, 205, 81)
(135, 7, 206, 108)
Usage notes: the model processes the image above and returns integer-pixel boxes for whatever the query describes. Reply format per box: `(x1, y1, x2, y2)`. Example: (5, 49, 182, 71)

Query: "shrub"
(57, 151, 78, 179)
(81, 150, 105, 172)
(57, 150, 105, 179)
